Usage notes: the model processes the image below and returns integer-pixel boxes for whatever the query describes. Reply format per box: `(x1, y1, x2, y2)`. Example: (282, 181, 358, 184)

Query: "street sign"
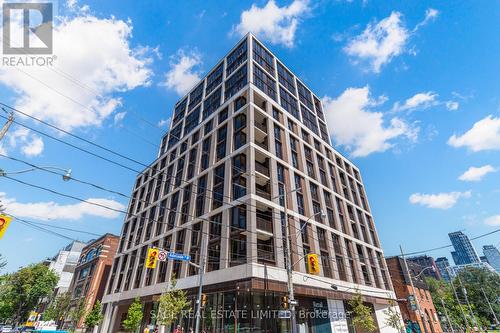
(289, 299, 298, 306)
(0, 215, 12, 239)
(408, 295, 417, 311)
(158, 250, 168, 262)
(167, 252, 191, 261)
(146, 248, 159, 269)
(278, 310, 291, 319)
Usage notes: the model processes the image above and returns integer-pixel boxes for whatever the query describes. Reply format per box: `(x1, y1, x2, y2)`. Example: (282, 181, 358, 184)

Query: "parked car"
(1, 325, 13, 333)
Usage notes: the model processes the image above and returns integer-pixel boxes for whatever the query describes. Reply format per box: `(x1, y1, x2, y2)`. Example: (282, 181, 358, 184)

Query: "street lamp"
(0, 166, 72, 181)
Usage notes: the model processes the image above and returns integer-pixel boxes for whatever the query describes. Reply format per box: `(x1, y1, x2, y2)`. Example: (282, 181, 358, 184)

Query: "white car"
(1, 325, 13, 333)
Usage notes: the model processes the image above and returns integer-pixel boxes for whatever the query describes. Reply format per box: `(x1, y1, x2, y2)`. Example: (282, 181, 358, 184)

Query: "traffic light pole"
(283, 190, 297, 333)
(194, 236, 207, 333)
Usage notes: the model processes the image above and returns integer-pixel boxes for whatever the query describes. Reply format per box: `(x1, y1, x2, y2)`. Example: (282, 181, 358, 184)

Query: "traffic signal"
(281, 296, 289, 309)
(201, 293, 207, 307)
(307, 253, 320, 275)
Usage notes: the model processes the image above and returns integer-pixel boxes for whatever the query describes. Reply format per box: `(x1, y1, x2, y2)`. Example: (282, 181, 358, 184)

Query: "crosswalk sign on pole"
(0, 215, 12, 239)
(146, 248, 159, 269)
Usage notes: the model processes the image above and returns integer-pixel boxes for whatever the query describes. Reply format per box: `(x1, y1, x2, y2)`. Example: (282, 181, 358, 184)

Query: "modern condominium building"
(448, 231, 480, 265)
(101, 33, 400, 333)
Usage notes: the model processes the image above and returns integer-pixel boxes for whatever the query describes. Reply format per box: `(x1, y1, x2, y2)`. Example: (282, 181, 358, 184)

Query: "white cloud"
(21, 136, 44, 157)
(0, 13, 154, 131)
(0, 192, 125, 220)
(5, 128, 44, 157)
(392, 91, 438, 112)
(161, 50, 202, 96)
(345, 9, 438, 72)
(113, 111, 126, 126)
(448, 115, 500, 152)
(446, 100, 459, 111)
(344, 12, 409, 73)
(484, 215, 500, 226)
(413, 8, 439, 32)
(233, 0, 310, 48)
(157, 118, 170, 128)
(409, 191, 471, 209)
(458, 165, 496, 182)
(322, 86, 418, 157)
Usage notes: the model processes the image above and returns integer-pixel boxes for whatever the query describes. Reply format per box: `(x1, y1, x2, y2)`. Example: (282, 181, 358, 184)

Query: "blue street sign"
(167, 252, 191, 261)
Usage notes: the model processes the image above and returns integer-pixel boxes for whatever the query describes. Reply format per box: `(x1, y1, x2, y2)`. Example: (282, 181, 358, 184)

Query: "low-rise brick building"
(386, 257, 443, 333)
(67, 233, 119, 330)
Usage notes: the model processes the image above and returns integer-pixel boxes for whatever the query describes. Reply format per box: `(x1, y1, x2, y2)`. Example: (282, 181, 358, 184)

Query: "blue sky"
(0, 0, 499, 273)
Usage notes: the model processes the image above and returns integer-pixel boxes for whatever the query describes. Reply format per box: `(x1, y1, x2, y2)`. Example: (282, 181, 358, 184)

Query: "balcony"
(256, 215, 273, 233)
(256, 187, 271, 200)
(255, 161, 270, 177)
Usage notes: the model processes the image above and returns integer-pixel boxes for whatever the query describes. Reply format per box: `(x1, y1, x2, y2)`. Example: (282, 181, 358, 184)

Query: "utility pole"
(455, 272, 478, 330)
(440, 298, 455, 333)
(446, 267, 470, 332)
(400, 245, 429, 333)
(0, 112, 13, 141)
(480, 287, 499, 325)
(194, 235, 207, 333)
(283, 189, 297, 333)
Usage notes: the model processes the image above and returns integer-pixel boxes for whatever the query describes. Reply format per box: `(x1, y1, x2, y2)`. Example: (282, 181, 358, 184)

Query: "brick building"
(386, 257, 443, 333)
(68, 234, 119, 330)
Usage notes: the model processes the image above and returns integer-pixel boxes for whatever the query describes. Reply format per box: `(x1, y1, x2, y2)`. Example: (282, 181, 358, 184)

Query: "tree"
(68, 296, 88, 331)
(123, 298, 143, 333)
(384, 300, 404, 333)
(348, 291, 377, 332)
(156, 277, 190, 328)
(0, 263, 59, 324)
(43, 291, 72, 328)
(84, 300, 104, 331)
(427, 267, 500, 329)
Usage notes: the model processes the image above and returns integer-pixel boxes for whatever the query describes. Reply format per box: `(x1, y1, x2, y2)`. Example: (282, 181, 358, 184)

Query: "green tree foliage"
(426, 267, 500, 329)
(43, 291, 72, 327)
(69, 297, 88, 330)
(384, 300, 404, 333)
(348, 292, 377, 332)
(156, 278, 190, 327)
(123, 298, 143, 333)
(84, 300, 104, 329)
(0, 263, 59, 324)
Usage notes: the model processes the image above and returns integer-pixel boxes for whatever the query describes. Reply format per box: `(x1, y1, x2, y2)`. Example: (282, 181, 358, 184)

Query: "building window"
(253, 38, 275, 75)
(253, 63, 277, 101)
(212, 163, 225, 209)
(172, 98, 187, 126)
(183, 106, 200, 138)
(225, 65, 248, 101)
(235, 95, 247, 112)
(233, 114, 247, 150)
(201, 137, 211, 171)
(180, 185, 191, 225)
(189, 82, 204, 111)
(232, 154, 247, 199)
(279, 86, 299, 120)
(277, 61, 296, 95)
(208, 213, 222, 272)
(231, 205, 247, 230)
(203, 87, 221, 120)
(216, 125, 227, 160)
(196, 175, 207, 217)
(205, 62, 223, 96)
(226, 41, 247, 76)
(297, 80, 314, 111)
(301, 105, 318, 135)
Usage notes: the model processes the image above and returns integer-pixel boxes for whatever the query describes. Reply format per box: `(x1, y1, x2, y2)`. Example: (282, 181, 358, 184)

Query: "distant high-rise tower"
(435, 257, 452, 281)
(482, 245, 500, 273)
(449, 231, 480, 265)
